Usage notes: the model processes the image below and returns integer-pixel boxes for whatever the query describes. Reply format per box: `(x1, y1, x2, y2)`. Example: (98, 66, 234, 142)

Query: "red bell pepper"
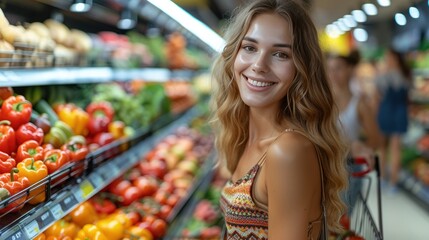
(0, 120, 16, 155)
(86, 102, 114, 136)
(61, 142, 89, 162)
(92, 132, 115, 147)
(16, 140, 44, 163)
(0, 168, 30, 213)
(0, 152, 16, 174)
(16, 122, 44, 146)
(43, 149, 69, 174)
(0, 95, 32, 130)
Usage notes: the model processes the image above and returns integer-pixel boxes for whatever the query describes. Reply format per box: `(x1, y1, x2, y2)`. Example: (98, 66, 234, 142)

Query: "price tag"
(73, 180, 94, 201)
(60, 194, 78, 212)
(23, 220, 40, 239)
(3, 226, 26, 240)
(50, 204, 64, 220)
(36, 211, 55, 231)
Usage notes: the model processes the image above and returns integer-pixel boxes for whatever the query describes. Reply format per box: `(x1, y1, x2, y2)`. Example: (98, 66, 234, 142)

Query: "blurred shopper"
(327, 51, 381, 214)
(210, 0, 349, 239)
(375, 48, 411, 193)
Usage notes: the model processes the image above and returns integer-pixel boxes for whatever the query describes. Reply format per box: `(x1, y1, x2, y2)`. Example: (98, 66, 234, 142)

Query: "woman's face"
(233, 13, 296, 110)
(327, 57, 352, 88)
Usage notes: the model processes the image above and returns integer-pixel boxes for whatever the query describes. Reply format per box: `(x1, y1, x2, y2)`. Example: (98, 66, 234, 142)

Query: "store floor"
(363, 172, 429, 240)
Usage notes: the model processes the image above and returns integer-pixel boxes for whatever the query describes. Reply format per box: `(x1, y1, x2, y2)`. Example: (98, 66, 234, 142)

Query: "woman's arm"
(265, 132, 321, 240)
(358, 96, 381, 151)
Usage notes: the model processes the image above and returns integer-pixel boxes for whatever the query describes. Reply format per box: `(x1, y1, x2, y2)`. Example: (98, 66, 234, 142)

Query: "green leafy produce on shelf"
(127, 31, 167, 67)
(136, 83, 171, 123)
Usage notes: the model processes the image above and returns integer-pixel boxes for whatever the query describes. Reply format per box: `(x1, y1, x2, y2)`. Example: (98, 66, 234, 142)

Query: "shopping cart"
(348, 155, 384, 240)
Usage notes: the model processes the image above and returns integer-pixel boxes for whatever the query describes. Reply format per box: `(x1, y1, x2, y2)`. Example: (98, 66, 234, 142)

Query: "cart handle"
(351, 157, 371, 177)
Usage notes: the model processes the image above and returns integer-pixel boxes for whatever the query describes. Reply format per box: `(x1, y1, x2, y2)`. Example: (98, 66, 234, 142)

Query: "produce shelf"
(399, 169, 429, 212)
(0, 105, 203, 240)
(0, 67, 196, 87)
(164, 164, 216, 239)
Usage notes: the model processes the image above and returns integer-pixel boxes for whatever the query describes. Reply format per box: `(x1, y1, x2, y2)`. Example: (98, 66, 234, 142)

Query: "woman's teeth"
(247, 79, 274, 87)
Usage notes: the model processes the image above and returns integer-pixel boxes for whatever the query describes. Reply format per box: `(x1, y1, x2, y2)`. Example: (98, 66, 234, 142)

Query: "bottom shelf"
(398, 169, 429, 212)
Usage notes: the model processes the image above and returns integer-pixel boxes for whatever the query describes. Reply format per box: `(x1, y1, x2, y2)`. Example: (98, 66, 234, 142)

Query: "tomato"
(0, 87, 13, 101)
(154, 190, 169, 205)
(166, 194, 180, 207)
(121, 186, 141, 206)
(122, 210, 141, 225)
(157, 204, 172, 220)
(149, 218, 167, 238)
(158, 181, 174, 194)
(133, 176, 158, 197)
(109, 179, 132, 196)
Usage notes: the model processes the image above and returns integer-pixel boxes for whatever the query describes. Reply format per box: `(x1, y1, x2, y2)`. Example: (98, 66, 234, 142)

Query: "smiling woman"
(210, 0, 349, 239)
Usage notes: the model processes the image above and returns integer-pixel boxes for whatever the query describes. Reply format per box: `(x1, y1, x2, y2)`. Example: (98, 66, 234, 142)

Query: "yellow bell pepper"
(123, 226, 153, 240)
(16, 158, 48, 204)
(45, 219, 79, 239)
(107, 211, 132, 229)
(75, 224, 107, 240)
(56, 104, 89, 136)
(95, 218, 124, 240)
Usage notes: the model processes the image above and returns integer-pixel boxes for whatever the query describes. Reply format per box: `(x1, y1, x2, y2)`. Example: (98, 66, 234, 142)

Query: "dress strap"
(256, 128, 295, 166)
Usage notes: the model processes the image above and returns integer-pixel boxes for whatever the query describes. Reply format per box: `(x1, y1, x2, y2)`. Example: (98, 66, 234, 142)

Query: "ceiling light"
(344, 14, 357, 28)
(362, 3, 378, 16)
(70, 0, 92, 12)
(395, 13, 407, 26)
(147, 0, 225, 53)
(335, 20, 350, 32)
(353, 28, 368, 42)
(351, 10, 367, 23)
(117, 9, 137, 29)
(409, 7, 420, 19)
(326, 24, 342, 38)
(377, 0, 391, 7)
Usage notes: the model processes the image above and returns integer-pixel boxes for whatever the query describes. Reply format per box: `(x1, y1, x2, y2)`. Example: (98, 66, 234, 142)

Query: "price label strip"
(3, 225, 26, 240)
(88, 172, 104, 189)
(50, 203, 64, 220)
(23, 220, 40, 239)
(35, 211, 55, 233)
(73, 180, 95, 202)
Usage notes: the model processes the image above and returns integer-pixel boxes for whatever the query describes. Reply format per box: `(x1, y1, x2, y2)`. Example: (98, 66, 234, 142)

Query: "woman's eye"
(243, 45, 256, 52)
(273, 52, 288, 59)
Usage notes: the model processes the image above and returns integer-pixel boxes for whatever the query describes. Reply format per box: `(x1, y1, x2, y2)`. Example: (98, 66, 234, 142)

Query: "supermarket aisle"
(364, 172, 429, 240)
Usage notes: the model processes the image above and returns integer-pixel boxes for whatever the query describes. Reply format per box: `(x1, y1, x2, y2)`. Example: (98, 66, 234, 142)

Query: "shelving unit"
(0, 104, 211, 239)
(399, 169, 429, 212)
(0, 67, 196, 87)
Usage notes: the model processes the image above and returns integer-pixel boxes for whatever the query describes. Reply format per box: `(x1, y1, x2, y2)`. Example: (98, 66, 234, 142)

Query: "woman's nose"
(251, 53, 268, 73)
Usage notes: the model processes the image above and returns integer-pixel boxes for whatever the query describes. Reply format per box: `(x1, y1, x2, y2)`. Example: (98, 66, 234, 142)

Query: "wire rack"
(349, 156, 384, 240)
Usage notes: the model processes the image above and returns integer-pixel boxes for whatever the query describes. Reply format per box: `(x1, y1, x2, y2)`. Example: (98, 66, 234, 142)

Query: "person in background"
(327, 51, 381, 214)
(210, 0, 349, 239)
(375, 47, 411, 194)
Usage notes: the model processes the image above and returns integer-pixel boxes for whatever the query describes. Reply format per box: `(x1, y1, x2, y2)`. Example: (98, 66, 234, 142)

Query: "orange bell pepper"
(43, 149, 69, 174)
(60, 142, 89, 162)
(34, 233, 46, 240)
(15, 140, 44, 163)
(0, 168, 30, 213)
(16, 158, 48, 204)
(108, 121, 126, 140)
(69, 202, 98, 227)
(44, 219, 79, 239)
(75, 224, 107, 240)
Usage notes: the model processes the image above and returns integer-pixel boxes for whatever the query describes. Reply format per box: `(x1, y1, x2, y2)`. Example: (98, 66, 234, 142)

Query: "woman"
(210, 0, 349, 239)
(327, 52, 380, 213)
(376, 48, 411, 193)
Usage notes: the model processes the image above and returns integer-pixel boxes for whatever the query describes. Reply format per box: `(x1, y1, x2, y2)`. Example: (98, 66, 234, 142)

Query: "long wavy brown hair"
(210, 0, 349, 232)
